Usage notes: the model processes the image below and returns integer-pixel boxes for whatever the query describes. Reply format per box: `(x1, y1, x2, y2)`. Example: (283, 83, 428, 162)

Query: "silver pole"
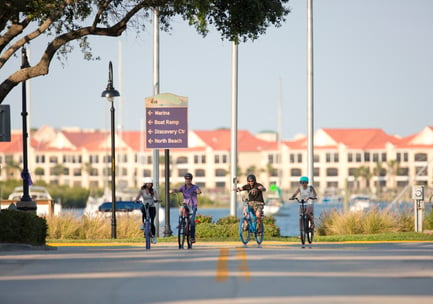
(307, 0, 314, 183)
(153, 9, 160, 237)
(230, 42, 238, 217)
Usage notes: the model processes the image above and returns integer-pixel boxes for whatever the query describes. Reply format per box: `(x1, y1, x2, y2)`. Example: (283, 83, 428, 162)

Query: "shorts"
(247, 201, 265, 217)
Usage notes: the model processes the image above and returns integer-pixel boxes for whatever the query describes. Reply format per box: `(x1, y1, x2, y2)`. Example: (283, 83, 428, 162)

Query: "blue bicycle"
(239, 200, 264, 245)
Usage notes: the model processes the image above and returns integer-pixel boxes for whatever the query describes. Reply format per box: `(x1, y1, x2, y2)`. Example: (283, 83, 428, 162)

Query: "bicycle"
(294, 197, 314, 248)
(178, 202, 193, 249)
(137, 200, 159, 250)
(238, 187, 264, 246)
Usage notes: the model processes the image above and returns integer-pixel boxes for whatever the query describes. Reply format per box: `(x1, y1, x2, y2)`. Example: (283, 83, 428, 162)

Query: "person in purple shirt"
(170, 172, 202, 243)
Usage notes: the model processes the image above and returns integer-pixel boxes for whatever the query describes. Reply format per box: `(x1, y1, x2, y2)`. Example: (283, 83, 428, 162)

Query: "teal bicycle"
(239, 198, 264, 245)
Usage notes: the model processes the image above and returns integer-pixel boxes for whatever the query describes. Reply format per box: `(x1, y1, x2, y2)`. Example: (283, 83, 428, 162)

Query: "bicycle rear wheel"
(254, 221, 264, 245)
(307, 219, 314, 244)
(239, 217, 251, 245)
(299, 216, 306, 247)
(144, 220, 151, 250)
(178, 218, 186, 249)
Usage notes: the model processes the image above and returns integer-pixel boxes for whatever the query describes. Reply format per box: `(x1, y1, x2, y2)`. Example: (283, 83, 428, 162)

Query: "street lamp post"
(101, 61, 120, 239)
(17, 47, 36, 212)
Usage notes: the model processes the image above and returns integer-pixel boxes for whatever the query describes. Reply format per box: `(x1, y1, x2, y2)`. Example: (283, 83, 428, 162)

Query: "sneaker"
(152, 236, 157, 244)
(242, 221, 249, 231)
(140, 223, 144, 230)
(191, 238, 196, 243)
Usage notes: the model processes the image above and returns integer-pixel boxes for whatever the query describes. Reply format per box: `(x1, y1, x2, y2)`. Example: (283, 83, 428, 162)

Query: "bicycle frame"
(141, 202, 152, 250)
(239, 202, 264, 245)
(178, 203, 193, 249)
(295, 198, 314, 248)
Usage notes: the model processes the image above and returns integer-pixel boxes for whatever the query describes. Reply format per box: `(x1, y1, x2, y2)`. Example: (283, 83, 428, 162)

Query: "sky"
(2, 0, 433, 141)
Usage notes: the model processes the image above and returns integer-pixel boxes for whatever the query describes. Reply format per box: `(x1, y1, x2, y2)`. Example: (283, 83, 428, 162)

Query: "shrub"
(0, 210, 47, 245)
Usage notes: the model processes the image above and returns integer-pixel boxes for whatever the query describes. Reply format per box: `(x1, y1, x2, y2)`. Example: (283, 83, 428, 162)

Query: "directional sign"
(145, 93, 188, 149)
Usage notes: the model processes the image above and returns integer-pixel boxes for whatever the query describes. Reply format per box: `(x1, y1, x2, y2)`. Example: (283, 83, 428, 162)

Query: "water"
(64, 201, 419, 237)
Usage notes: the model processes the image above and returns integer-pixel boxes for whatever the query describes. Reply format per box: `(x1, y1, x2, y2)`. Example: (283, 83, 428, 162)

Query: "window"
(373, 153, 379, 162)
(396, 152, 408, 162)
(73, 169, 81, 176)
(177, 156, 188, 164)
(415, 167, 427, 176)
(364, 152, 370, 162)
(348, 153, 353, 162)
(348, 168, 357, 176)
(397, 167, 409, 176)
(49, 156, 58, 163)
(90, 168, 98, 176)
(141, 169, 151, 178)
(89, 155, 99, 163)
(178, 169, 188, 177)
(414, 153, 427, 162)
(215, 169, 226, 177)
(291, 168, 302, 176)
(36, 155, 45, 163)
(326, 168, 338, 177)
(381, 153, 387, 162)
(268, 153, 279, 164)
(314, 154, 320, 162)
(195, 169, 205, 177)
(194, 155, 206, 164)
(216, 182, 226, 188)
(355, 153, 362, 162)
(314, 167, 320, 177)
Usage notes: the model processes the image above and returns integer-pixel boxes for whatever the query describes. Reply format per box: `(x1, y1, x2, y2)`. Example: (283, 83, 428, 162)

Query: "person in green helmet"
(290, 176, 317, 228)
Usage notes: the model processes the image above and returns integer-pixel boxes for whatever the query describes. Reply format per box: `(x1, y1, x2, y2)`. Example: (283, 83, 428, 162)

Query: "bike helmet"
(142, 177, 153, 184)
(184, 172, 193, 179)
(300, 176, 309, 183)
(246, 174, 256, 182)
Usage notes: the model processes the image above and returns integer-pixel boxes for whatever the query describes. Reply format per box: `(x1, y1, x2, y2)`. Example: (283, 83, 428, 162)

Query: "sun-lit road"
(1, 241, 433, 304)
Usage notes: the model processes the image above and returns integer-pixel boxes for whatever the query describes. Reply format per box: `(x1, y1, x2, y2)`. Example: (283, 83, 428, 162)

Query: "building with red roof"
(1, 125, 432, 201)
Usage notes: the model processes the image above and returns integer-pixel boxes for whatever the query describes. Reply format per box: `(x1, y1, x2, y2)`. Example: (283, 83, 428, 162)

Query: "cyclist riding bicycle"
(290, 176, 317, 229)
(234, 174, 266, 234)
(170, 172, 202, 243)
(135, 177, 159, 244)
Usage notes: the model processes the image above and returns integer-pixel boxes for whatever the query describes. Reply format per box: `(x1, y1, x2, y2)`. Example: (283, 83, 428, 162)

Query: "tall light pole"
(17, 47, 35, 212)
(101, 61, 120, 239)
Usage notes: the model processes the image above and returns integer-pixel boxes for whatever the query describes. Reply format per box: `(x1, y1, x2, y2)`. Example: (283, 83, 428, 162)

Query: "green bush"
(196, 215, 280, 240)
(0, 210, 47, 245)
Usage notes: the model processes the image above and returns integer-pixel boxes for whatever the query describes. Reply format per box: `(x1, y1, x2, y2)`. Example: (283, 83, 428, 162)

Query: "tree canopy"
(0, 0, 290, 103)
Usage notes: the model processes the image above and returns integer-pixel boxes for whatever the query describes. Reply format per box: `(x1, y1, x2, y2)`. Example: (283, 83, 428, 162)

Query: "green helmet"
(300, 176, 309, 183)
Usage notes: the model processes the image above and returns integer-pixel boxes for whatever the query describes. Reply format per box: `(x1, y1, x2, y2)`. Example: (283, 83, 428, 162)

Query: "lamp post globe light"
(101, 61, 120, 239)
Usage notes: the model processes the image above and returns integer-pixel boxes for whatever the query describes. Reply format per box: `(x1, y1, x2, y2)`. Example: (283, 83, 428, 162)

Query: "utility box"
(412, 185, 424, 200)
(0, 104, 11, 142)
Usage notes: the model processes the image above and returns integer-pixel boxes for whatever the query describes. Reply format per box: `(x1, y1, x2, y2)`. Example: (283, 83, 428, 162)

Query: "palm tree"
(34, 167, 44, 181)
(354, 166, 372, 190)
(386, 159, 400, 189)
(373, 162, 384, 195)
(4, 159, 21, 180)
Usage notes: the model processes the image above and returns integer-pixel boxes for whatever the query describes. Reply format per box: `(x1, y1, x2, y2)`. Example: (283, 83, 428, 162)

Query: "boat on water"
(4, 185, 61, 216)
(85, 188, 164, 221)
(349, 195, 371, 212)
(264, 195, 283, 216)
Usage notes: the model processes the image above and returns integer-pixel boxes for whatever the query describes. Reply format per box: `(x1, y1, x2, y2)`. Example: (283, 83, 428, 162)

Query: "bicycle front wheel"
(299, 216, 306, 247)
(254, 221, 264, 245)
(144, 220, 151, 250)
(178, 218, 186, 249)
(239, 217, 251, 245)
(307, 219, 314, 244)
(186, 219, 192, 249)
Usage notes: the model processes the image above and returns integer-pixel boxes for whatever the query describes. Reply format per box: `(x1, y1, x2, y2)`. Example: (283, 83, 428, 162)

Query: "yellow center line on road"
(215, 248, 229, 281)
(236, 247, 251, 281)
(215, 247, 251, 282)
